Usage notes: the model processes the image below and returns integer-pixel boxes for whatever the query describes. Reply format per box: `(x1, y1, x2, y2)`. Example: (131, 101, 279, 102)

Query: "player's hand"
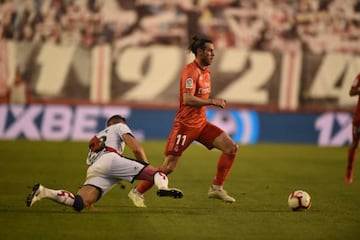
(212, 98, 226, 108)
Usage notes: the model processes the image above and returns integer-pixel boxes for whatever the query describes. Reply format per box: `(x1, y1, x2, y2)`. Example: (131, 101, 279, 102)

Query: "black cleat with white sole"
(26, 183, 42, 207)
(156, 188, 183, 199)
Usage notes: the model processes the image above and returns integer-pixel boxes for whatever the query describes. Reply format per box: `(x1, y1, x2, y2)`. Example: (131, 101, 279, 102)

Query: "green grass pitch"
(0, 140, 359, 240)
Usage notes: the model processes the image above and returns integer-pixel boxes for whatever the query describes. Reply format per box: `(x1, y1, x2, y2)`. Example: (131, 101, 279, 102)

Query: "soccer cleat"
(26, 183, 44, 207)
(345, 167, 353, 184)
(128, 188, 146, 208)
(156, 188, 183, 199)
(208, 185, 236, 203)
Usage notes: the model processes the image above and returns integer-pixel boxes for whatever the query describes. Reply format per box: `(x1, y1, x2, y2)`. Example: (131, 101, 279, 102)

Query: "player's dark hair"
(106, 115, 126, 126)
(188, 35, 213, 56)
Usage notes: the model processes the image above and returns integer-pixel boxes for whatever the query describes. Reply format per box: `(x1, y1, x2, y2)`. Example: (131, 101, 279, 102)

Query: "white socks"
(43, 187, 76, 206)
(153, 172, 169, 190)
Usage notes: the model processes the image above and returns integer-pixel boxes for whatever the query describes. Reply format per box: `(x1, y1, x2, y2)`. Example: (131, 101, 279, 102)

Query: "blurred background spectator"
(0, 0, 359, 52)
(7, 66, 31, 104)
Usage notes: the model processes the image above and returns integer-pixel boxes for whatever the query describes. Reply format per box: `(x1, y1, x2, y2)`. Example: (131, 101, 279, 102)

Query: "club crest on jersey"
(185, 78, 193, 89)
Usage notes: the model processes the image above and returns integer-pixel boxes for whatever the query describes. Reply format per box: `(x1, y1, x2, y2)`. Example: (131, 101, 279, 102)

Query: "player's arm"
(183, 92, 226, 108)
(122, 133, 149, 163)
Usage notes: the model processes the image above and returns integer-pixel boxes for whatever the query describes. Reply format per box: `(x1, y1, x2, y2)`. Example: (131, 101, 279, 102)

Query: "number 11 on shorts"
(176, 134, 187, 146)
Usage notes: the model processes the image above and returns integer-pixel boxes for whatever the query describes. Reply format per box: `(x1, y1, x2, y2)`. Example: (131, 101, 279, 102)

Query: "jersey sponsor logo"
(185, 78, 193, 89)
(198, 87, 210, 94)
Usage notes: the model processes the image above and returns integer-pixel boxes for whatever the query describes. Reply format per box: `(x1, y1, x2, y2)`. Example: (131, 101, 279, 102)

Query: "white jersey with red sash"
(86, 122, 131, 166)
(83, 122, 148, 195)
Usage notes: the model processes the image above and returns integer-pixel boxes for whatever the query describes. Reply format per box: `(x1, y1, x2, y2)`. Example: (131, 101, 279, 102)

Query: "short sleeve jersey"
(351, 73, 360, 125)
(86, 123, 133, 165)
(174, 60, 211, 128)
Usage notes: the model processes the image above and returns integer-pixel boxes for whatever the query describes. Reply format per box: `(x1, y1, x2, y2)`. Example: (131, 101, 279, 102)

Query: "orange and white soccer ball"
(288, 190, 311, 211)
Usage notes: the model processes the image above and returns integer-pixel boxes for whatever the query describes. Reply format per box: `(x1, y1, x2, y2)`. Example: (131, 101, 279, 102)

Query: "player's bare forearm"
(183, 93, 226, 108)
(133, 150, 149, 163)
(123, 134, 149, 163)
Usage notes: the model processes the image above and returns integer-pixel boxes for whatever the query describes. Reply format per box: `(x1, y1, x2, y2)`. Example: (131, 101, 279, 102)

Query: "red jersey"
(174, 60, 211, 128)
(351, 73, 360, 125)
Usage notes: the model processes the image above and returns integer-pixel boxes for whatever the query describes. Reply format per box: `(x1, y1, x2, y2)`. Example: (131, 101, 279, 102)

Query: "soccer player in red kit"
(345, 73, 360, 183)
(128, 36, 238, 207)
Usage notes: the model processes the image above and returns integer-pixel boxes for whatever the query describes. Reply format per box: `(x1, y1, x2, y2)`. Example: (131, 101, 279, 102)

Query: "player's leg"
(209, 132, 237, 203)
(129, 126, 190, 206)
(345, 125, 360, 183)
(135, 165, 183, 199)
(198, 122, 238, 203)
(129, 156, 180, 208)
(105, 153, 182, 207)
(132, 155, 180, 198)
(26, 183, 98, 212)
(212, 132, 238, 186)
(76, 185, 101, 210)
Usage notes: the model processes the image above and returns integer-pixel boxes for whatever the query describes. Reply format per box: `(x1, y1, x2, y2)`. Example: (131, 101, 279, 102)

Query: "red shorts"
(165, 121, 224, 156)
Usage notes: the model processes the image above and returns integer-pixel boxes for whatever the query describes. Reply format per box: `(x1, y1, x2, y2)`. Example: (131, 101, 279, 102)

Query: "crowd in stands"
(0, 0, 360, 54)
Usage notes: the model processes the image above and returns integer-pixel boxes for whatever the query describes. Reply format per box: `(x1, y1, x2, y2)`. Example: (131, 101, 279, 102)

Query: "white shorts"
(84, 152, 148, 196)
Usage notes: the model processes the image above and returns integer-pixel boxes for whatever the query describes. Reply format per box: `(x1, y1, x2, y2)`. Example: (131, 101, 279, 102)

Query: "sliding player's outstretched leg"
(153, 172, 183, 199)
(26, 183, 85, 212)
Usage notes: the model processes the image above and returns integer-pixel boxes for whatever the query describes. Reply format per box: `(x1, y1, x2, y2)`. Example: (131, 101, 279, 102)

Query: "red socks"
(213, 153, 236, 186)
(136, 181, 154, 194)
(347, 147, 357, 169)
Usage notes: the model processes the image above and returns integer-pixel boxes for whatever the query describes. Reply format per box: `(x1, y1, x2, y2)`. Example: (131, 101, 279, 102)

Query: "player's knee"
(73, 194, 85, 212)
(232, 143, 238, 154)
(224, 142, 238, 155)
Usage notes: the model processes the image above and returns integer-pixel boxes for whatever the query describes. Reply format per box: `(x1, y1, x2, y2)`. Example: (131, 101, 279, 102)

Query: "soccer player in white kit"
(26, 115, 183, 211)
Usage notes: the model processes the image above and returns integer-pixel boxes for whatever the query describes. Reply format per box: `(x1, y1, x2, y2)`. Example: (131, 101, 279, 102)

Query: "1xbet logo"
(315, 112, 352, 146)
